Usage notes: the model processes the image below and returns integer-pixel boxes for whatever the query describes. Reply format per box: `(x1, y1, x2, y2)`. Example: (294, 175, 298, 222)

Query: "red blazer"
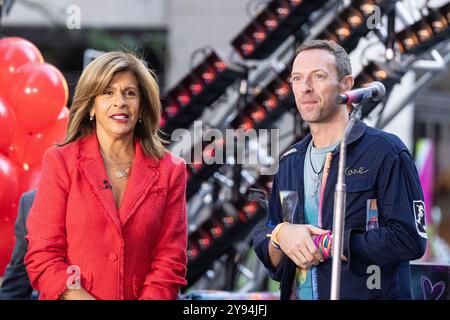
(24, 134, 188, 300)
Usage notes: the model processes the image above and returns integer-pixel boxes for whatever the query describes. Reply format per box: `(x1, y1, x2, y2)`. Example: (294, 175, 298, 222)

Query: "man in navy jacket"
(253, 40, 426, 300)
(0, 190, 36, 299)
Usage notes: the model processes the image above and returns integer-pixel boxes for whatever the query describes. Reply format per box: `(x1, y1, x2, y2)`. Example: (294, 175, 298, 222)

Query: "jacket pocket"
(345, 178, 374, 228)
(132, 275, 146, 299)
(346, 179, 373, 193)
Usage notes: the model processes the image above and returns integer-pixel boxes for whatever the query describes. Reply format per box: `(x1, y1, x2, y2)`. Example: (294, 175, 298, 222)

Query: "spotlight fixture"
(231, 0, 330, 60)
(161, 51, 240, 135)
(396, 4, 449, 55)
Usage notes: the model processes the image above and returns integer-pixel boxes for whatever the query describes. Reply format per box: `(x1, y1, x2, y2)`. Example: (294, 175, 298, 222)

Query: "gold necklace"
(101, 151, 132, 179)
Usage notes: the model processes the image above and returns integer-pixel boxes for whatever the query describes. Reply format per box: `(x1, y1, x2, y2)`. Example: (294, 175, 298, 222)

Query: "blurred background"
(0, 0, 449, 300)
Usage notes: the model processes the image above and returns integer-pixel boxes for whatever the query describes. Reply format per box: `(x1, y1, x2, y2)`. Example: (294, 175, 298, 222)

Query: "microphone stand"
(330, 101, 363, 300)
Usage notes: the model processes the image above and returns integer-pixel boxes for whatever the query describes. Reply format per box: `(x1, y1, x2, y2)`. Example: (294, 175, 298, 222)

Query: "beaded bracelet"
(313, 232, 333, 259)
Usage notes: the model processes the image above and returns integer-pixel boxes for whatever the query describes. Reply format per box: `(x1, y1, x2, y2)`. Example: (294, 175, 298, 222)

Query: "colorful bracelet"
(313, 232, 333, 259)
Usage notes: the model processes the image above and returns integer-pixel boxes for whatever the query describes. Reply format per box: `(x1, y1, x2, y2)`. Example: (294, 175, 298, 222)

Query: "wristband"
(266, 222, 289, 248)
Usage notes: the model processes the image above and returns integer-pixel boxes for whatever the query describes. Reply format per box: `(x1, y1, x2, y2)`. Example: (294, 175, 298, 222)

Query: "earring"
(139, 118, 142, 123)
(90, 115, 94, 121)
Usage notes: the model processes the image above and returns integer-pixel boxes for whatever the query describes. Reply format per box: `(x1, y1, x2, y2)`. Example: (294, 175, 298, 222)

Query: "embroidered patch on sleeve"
(413, 200, 427, 239)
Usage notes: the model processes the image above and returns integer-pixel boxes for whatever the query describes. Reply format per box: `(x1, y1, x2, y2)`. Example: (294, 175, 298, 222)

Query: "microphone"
(336, 81, 386, 104)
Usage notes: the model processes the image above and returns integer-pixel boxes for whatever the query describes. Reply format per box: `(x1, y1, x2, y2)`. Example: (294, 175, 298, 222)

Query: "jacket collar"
(76, 133, 161, 229)
(294, 120, 367, 155)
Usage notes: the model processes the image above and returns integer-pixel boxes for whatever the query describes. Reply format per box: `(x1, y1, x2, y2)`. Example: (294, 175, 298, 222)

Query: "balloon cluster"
(0, 37, 69, 274)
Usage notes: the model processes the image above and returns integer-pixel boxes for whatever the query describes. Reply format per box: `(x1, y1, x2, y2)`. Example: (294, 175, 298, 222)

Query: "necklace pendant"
(115, 170, 125, 178)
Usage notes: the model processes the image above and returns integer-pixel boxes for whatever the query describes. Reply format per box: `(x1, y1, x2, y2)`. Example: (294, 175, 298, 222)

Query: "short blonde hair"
(60, 51, 167, 159)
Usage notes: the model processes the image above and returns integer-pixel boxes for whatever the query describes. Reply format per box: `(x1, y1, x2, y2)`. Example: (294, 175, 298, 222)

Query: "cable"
(245, 0, 270, 19)
(189, 45, 215, 71)
(358, 38, 384, 67)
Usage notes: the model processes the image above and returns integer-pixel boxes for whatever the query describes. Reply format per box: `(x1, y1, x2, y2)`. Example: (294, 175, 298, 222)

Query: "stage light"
(396, 5, 449, 55)
(237, 116, 256, 132)
(276, 3, 291, 18)
(200, 70, 216, 83)
(352, 61, 404, 119)
(197, 232, 212, 250)
(187, 239, 200, 260)
(355, 61, 399, 87)
(359, 2, 377, 17)
(186, 137, 227, 200)
(274, 79, 290, 99)
(344, 7, 364, 29)
(210, 225, 224, 239)
(214, 60, 227, 72)
(222, 215, 236, 228)
(318, 0, 396, 53)
(165, 98, 181, 118)
(161, 51, 240, 135)
(232, 68, 294, 131)
(189, 82, 203, 95)
(159, 112, 167, 128)
(242, 201, 259, 219)
(334, 20, 352, 42)
(428, 8, 448, 36)
(396, 28, 420, 53)
(248, 104, 268, 124)
(178, 92, 191, 106)
(416, 20, 434, 43)
(185, 173, 273, 287)
(262, 93, 279, 111)
(231, 0, 329, 60)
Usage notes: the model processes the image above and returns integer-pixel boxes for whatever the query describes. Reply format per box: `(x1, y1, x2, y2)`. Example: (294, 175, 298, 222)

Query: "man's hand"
(277, 224, 329, 270)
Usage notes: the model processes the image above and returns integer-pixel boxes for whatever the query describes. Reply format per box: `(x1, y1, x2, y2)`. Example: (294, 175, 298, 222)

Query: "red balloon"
(0, 154, 20, 210)
(0, 97, 16, 153)
(7, 62, 69, 132)
(22, 106, 69, 168)
(18, 165, 41, 197)
(0, 219, 16, 276)
(0, 200, 18, 223)
(6, 126, 29, 168)
(0, 37, 44, 95)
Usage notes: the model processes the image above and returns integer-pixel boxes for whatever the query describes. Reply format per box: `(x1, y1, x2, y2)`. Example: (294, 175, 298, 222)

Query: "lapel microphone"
(102, 179, 112, 190)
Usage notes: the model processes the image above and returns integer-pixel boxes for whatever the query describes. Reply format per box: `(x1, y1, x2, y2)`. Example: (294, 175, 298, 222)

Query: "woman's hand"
(60, 288, 96, 300)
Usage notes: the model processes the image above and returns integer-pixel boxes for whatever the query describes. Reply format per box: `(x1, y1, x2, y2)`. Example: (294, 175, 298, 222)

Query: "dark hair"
(295, 40, 352, 80)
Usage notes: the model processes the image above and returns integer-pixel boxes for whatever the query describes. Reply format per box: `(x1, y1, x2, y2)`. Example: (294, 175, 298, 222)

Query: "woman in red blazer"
(24, 51, 187, 300)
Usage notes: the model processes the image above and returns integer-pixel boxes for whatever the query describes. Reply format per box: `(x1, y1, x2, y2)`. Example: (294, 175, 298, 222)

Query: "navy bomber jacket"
(253, 120, 427, 300)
